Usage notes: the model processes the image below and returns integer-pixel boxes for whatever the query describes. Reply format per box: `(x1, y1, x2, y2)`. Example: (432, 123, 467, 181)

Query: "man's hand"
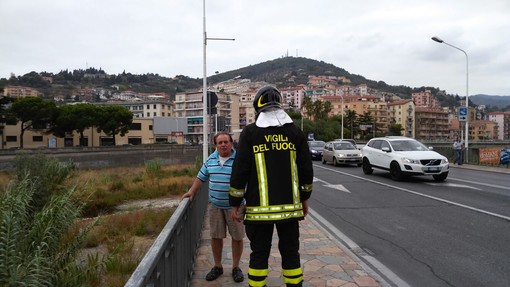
(231, 206, 242, 222)
(181, 189, 195, 201)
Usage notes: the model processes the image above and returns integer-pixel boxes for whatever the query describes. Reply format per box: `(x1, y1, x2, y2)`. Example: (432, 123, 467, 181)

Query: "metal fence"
(124, 183, 208, 287)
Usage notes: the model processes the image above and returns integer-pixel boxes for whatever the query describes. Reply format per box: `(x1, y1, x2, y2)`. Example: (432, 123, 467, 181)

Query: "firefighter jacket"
(229, 122, 313, 224)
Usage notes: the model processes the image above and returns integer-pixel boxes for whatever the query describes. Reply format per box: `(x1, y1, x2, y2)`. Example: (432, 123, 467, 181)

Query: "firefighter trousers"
(245, 221, 303, 287)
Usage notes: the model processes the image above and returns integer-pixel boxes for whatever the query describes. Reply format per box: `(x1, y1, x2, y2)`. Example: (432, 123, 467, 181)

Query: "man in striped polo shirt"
(182, 132, 245, 283)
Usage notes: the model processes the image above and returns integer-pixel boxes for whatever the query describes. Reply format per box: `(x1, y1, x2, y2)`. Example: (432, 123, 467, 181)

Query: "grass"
(0, 158, 198, 287)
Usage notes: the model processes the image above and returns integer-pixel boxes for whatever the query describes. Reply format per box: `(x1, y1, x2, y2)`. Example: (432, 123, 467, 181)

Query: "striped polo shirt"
(197, 149, 236, 209)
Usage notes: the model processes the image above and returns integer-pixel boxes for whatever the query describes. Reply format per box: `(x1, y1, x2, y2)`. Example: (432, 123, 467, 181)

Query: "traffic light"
(204, 91, 218, 114)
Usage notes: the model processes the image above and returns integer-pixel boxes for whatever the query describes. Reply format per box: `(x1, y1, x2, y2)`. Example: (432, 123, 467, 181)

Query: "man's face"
(215, 134, 233, 157)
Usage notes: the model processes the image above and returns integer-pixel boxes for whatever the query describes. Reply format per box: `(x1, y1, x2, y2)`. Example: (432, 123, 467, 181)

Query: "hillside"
(208, 57, 425, 97)
(1, 57, 508, 110)
(470, 94, 510, 109)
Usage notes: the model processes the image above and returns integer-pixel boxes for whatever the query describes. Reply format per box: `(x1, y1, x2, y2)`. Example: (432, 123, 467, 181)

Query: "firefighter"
(229, 85, 313, 287)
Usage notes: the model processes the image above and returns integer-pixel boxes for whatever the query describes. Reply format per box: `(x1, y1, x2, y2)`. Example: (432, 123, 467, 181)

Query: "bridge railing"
(124, 184, 208, 287)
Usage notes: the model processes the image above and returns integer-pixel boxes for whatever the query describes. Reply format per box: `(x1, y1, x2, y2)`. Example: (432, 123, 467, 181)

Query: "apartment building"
(238, 90, 258, 133)
(321, 95, 389, 135)
(3, 85, 43, 98)
(173, 90, 240, 143)
(99, 100, 173, 118)
(412, 90, 440, 108)
(470, 120, 499, 141)
(280, 86, 306, 110)
(0, 118, 157, 149)
(488, 112, 510, 140)
(387, 100, 415, 138)
(414, 107, 449, 140)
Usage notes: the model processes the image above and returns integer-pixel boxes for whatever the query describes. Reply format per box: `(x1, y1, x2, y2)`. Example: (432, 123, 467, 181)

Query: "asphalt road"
(309, 162, 510, 287)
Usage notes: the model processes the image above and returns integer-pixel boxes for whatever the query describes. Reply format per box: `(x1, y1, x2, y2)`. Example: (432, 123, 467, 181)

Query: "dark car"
(308, 140, 326, 160)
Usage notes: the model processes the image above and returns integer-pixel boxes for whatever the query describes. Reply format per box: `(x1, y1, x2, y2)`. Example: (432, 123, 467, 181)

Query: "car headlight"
(357, 153, 362, 157)
(401, 157, 419, 164)
(442, 158, 449, 164)
(337, 153, 345, 157)
(311, 149, 318, 154)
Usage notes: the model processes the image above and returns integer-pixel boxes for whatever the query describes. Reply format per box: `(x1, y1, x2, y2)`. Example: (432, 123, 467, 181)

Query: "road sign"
(459, 107, 467, 121)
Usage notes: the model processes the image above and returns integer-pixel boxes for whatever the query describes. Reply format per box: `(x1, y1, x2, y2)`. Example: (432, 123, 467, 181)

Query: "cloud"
(1, 0, 509, 96)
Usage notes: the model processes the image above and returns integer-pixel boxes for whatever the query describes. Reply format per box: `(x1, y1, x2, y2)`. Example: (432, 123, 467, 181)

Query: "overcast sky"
(1, 0, 509, 96)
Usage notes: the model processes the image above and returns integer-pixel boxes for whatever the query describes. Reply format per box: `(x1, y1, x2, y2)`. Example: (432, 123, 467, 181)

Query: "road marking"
(448, 177, 510, 190)
(314, 164, 510, 222)
(314, 177, 351, 193)
(425, 182, 481, 190)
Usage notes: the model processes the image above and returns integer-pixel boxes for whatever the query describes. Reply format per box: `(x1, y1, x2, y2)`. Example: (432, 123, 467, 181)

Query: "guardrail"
(124, 184, 208, 287)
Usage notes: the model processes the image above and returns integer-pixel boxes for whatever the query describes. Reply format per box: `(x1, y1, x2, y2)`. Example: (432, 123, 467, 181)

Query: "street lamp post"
(202, 0, 234, 162)
(431, 36, 469, 163)
(340, 95, 344, 140)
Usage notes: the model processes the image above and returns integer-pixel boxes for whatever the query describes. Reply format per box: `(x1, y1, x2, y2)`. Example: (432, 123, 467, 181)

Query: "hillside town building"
(1, 75, 507, 149)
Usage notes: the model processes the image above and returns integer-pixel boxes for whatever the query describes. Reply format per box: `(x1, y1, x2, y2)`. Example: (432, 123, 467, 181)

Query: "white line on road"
(447, 177, 510, 190)
(314, 164, 510, 222)
(314, 176, 351, 193)
(425, 182, 481, 190)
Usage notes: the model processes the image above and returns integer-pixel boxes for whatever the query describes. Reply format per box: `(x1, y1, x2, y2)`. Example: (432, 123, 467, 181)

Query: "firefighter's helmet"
(253, 86, 282, 114)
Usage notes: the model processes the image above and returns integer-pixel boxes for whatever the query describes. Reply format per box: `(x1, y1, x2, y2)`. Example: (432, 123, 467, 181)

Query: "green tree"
(95, 105, 133, 146)
(51, 103, 100, 146)
(303, 96, 332, 120)
(343, 110, 358, 139)
(357, 112, 374, 140)
(388, 124, 404, 136)
(10, 96, 57, 148)
(1, 96, 16, 135)
(302, 96, 313, 119)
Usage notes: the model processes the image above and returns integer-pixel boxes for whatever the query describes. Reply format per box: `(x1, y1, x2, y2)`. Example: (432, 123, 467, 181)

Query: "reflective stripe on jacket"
(229, 122, 313, 224)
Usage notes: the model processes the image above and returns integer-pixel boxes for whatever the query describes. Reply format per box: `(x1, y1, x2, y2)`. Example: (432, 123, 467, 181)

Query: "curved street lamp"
(431, 36, 469, 163)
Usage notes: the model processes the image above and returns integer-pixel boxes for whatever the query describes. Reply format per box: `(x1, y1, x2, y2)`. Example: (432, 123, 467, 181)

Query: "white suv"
(361, 136, 449, 181)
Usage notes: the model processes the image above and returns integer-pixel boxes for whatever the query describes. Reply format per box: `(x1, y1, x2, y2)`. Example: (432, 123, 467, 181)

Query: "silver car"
(322, 141, 363, 167)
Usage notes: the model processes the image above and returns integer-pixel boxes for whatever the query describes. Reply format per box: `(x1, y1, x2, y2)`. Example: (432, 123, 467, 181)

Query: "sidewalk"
(190, 208, 384, 287)
(452, 163, 510, 174)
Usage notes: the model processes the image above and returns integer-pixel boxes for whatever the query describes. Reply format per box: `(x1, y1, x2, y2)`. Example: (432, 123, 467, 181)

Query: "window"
(130, 123, 142, 130)
(128, 137, 142, 145)
(6, 136, 17, 142)
(149, 125, 153, 130)
(153, 104, 156, 109)
(64, 138, 74, 147)
(153, 112, 156, 116)
(33, 136, 43, 142)
(381, 141, 390, 150)
(147, 104, 150, 109)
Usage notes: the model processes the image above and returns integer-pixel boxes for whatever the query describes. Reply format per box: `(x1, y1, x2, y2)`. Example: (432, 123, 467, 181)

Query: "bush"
(0, 176, 99, 286)
(14, 154, 75, 212)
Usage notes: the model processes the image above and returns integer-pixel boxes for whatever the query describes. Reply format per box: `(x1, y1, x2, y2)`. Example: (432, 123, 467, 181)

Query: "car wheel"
(333, 157, 339, 167)
(362, 158, 373, 175)
(433, 172, 448, 182)
(390, 162, 404, 181)
(322, 157, 327, 164)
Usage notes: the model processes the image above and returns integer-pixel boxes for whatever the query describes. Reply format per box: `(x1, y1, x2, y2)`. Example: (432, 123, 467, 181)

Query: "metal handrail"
(125, 184, 208, 287)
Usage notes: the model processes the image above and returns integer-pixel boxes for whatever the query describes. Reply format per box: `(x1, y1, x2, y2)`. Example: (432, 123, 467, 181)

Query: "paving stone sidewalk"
(190, 207, 384, 287)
